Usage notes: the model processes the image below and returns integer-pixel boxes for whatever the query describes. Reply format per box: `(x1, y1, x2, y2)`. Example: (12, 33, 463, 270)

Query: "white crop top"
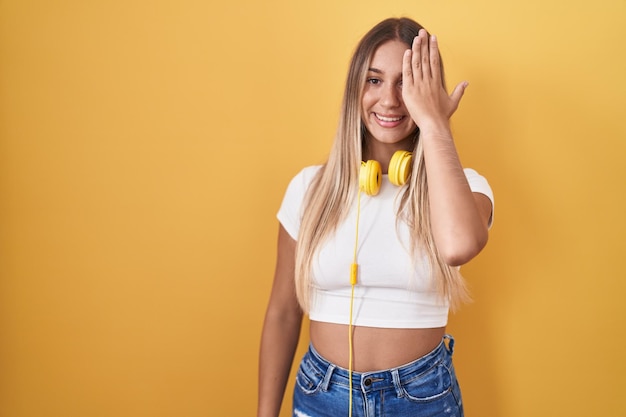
(277, 165, 494, 329)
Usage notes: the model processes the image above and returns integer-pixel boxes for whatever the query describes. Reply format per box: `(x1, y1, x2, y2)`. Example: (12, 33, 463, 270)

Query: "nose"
(380, 83, 401, 108)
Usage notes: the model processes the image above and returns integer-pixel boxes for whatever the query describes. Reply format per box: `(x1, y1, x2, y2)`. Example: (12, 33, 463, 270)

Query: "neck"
(362, 136, 416, 174)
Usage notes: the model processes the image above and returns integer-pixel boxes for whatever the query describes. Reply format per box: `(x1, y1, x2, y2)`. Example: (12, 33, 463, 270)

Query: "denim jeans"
(292, 335, 463, 417)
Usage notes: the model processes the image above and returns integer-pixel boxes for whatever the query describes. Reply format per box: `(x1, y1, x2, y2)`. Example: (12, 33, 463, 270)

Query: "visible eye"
(366, 78, 381, 85)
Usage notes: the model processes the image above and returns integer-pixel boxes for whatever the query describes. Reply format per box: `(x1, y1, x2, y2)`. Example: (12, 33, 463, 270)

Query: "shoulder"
(463, 167, 495, 227)
(284, 165, 323, 193)
(462, 167, 485, 179)
(462, 168, 493, 199)
(277, 165, 323, 240)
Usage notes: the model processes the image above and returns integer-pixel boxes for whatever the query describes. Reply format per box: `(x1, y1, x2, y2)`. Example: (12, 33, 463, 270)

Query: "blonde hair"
(295, 18, 469, 313)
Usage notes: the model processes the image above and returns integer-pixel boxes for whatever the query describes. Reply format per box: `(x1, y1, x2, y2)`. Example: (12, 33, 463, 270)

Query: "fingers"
(419, 30, 431, 79)
(402, 48, 413, 85)
(405, 30, 427, 84)
(449, 81, 469, 112)
(411, 34, 419, 76)
(410, 31, 423, 79)
(410, 29, 443, 81)
(404, 31, 468, 121)
(429, 34, 441, 85)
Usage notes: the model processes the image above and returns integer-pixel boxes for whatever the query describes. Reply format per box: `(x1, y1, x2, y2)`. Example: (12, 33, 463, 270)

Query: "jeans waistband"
(306, 335, 454, 395)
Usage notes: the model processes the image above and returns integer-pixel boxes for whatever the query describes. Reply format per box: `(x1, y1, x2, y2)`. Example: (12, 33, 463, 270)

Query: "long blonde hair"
(295, 18, 470, 313)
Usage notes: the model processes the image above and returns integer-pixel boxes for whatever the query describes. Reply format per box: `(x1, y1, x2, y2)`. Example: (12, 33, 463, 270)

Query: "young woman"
(258, 17, 494, 417)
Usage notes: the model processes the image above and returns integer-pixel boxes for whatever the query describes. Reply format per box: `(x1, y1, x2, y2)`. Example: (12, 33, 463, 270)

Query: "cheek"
(361, 90, 376, 110)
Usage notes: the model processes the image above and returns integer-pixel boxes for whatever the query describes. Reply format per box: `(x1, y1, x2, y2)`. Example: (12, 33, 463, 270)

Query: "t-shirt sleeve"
(464, 168, 495, 228)
(276, 166, 321, 240)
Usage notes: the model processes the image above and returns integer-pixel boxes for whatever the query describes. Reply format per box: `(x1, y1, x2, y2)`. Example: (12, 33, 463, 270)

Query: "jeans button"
(364, 377, 372, 387)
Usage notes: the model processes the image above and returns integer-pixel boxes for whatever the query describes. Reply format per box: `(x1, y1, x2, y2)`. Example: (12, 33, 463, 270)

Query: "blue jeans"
(292, 335, 463, 417)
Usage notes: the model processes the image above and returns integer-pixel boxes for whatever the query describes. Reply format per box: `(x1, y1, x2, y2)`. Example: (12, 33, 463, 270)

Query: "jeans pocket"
(400, 362, 453, 403)
(295, 357, 325, 395)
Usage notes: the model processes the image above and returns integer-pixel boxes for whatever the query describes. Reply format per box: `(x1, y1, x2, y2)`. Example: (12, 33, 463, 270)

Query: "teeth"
(375, 114, 403, 122)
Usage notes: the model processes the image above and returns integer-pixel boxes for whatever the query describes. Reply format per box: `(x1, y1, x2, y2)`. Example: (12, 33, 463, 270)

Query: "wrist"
(418, 118, 450, 136)
(418, 122, 453, 140)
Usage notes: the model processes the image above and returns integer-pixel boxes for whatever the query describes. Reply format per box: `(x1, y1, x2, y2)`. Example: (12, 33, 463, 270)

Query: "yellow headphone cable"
(348, 187, 361, 417)
(348, 150, 412, 416)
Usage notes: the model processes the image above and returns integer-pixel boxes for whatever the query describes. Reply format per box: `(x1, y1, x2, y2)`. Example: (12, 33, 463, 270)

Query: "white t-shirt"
(277, 165, 494, 328)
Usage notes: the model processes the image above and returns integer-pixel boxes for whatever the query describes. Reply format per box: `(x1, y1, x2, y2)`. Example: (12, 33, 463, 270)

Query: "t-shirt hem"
(308, 314, 448, 329)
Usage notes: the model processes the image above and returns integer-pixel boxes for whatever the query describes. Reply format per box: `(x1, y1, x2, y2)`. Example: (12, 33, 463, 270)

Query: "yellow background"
(1, 1, 624, 416)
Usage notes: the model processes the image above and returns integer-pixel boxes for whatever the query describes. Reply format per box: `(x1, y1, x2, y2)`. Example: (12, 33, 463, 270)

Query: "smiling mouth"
(375, 113, 404, 122)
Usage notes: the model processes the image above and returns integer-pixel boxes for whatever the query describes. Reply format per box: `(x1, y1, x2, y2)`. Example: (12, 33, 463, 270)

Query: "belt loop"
(321, 363, 336, 392)
(444, 334, 455, 355)
(391, 369, 403, 398)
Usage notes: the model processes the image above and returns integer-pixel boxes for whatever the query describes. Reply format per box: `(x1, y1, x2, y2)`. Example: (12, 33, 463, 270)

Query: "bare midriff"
(309, 320, 445, 372)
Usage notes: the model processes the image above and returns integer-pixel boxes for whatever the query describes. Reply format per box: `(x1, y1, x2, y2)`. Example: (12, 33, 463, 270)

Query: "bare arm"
(402, 29, 492, 266)
(257, 225, 303, 417)
(421, 137, 492, 266)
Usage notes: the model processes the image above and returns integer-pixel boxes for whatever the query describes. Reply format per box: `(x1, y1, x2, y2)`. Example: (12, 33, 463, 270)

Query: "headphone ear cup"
(360, 160, 382, 196)
(388, 150, 413, 186)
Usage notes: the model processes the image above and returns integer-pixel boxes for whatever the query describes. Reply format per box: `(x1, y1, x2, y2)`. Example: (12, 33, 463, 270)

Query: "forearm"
(420, 124, 489, 265)
(400, 30, 488, 265)
(257, 309, 303, 417)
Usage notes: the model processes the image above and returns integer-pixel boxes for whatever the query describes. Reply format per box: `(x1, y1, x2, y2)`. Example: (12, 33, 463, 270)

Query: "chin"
(370, 132, 415, 145)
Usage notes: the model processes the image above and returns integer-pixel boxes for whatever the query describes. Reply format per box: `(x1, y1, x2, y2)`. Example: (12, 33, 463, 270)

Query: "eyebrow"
(367, 67, 402, 79)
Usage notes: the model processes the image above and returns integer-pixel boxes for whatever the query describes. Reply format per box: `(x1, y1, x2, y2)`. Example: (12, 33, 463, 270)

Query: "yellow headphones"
(359, 150, 413, 195)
